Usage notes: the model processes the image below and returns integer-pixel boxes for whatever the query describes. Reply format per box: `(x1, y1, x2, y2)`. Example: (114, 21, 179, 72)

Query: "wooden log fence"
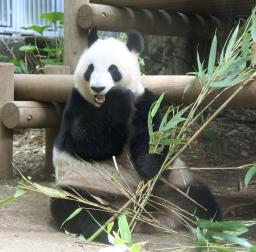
(77, 3, 225, 37)
(2, 68, 256, 179)
(9, 73, 256, 108)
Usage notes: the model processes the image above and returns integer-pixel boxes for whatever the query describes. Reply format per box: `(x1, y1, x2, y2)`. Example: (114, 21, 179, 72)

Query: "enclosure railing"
(1, 62, 256, 178)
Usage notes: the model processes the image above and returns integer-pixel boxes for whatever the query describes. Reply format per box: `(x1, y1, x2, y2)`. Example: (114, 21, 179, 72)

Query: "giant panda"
(50, 28, 221, 243)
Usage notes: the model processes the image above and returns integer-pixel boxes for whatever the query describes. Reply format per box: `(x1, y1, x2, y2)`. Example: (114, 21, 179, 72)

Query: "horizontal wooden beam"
(142, 75, 256, 108)
(90, 0, 255, 17)
(14, 74, 73, 102)
(13, 74, 256, 108)
(77, 3, 225, 37)
(1, 101, 61, 129)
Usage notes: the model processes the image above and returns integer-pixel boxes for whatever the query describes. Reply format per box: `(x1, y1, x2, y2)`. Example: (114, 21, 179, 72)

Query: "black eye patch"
(108, 64, 122, 82)
(84, 64, 94, 81)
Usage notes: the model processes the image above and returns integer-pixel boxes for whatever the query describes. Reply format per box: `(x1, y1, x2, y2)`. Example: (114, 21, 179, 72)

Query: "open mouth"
(94, 94, 106, 105)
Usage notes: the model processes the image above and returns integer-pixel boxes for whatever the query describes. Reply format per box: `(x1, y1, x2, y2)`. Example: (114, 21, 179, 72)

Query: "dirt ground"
(0, 180, 194, 252)
(0, 127, 255, 251)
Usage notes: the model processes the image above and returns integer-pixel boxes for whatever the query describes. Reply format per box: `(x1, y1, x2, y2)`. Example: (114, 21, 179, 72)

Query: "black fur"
(108, 64, 122, 82)
(130, 89, 165, 179)
(84, 63, 94, 81)
(126, 30, 144, 53)
(50, 187, 118, 243)
(88, 27, 98, 47)
(188, 181, 222, 221)
(55, 86, 134, 161)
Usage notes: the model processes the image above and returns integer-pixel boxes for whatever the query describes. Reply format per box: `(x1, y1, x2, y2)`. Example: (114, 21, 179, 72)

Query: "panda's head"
(74, 28, 145, 106)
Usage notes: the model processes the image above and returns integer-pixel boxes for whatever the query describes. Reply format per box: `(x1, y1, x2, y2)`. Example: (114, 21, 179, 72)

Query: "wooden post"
(64, 0, 89, 73)
(0, 63, 14, 178)
(44, 65, 71, 178)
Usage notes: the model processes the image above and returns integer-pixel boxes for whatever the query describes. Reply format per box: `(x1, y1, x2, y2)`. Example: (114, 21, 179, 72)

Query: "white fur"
(74, 38, 144, 105)
(169, 157, 194, 187)
(53, 147, 140, 197)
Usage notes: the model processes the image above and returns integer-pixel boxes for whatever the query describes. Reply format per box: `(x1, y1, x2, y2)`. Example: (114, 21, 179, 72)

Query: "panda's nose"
(91, 86, 105, 93)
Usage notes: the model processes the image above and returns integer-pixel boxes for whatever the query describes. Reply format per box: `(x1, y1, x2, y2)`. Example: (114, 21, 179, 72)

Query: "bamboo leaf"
(225, 24, 239, 61)
(245, 164, 256, 186)
(150, 93, 165, 119)
(252, 42, 256, 66)
(161, 106, 189, 131)
(0, 195, 15, 207)
(251, 8, 256, 42)
(212, 231, 252, 248)
(197, 220, 253, 231)
(208, 34, 217, 76)
(220, 39, 229, 64)
(78, 234, 87, 242)
(241, 31, 250, 56)
(107, 222, 114, 234)
(14, 188, 27, 198)
(33, 183, 69, 198)
(213, 55, 250, 84)
(131, 242, 144, 252)
(0, 186, 27, 207)
(118, 215, 131, 243)
(160, 138, 186, 145)
(196, 51, 206, 83)
(210, 72, 239, 88)
(159, 106, 174, 130)
(195, 227, 207, 248)
(61, 207, 83, 228)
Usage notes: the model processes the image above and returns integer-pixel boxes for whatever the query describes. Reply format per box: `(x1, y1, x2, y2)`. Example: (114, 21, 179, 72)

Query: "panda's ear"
(88, 27, 99, 47)
(126, 30, 144, 54)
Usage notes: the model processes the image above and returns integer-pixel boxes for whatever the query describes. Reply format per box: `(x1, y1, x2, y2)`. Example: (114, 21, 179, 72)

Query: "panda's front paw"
(106, 86, 135, 104)
(135, 153, 165, 180)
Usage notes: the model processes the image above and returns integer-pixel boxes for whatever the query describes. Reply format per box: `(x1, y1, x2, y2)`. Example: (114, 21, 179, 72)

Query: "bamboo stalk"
(87, 182, 150, 242)
(188, 77, 256, 145)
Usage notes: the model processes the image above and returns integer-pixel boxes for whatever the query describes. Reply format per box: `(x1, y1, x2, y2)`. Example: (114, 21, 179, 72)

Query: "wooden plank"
(64, 0, 88, 73)
(0, 63, 14, 178)
(90, 0, 255, 17)
(77, 3, 225, 37)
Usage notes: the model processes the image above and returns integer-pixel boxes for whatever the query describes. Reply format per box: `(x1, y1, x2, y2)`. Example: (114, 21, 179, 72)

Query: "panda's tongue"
(95, 94, 106, 105)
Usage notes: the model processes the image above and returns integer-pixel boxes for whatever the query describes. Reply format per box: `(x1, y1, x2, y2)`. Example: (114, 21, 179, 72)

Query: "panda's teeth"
(94, 94, 106, 105)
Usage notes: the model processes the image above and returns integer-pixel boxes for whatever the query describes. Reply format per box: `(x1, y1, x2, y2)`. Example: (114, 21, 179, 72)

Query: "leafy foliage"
(245, 164, 256, 187)
(191, 12, 256, 89)
(5, 11, 64, 73)
(148, 94, 188, 154)
(195, 220, 255, 251)
(106, 215, 145, 252)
